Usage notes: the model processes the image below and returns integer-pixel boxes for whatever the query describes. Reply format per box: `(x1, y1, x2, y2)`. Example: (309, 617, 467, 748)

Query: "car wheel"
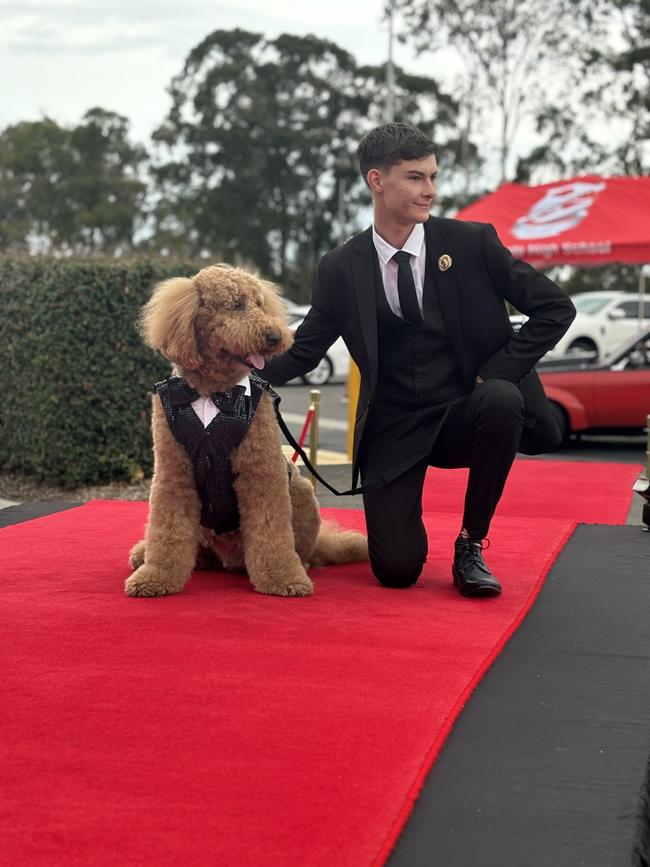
(302, 356, 334, 386)
(643, 501, 650, 530)
(566, 337, 598, 357)
(550, 402, 569, 446)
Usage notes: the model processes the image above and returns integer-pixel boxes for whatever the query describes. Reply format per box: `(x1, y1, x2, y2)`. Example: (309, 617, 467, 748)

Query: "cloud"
(1, 1, 256, 55)
(0, 0, 395, 140)
(1, 0, 386, 56)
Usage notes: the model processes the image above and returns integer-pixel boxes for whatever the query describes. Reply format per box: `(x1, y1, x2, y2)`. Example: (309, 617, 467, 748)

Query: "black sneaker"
(452, 537, 502, 597)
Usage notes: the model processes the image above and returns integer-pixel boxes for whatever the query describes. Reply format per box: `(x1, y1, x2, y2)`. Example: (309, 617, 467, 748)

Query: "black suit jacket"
(264, 218, 576, 486)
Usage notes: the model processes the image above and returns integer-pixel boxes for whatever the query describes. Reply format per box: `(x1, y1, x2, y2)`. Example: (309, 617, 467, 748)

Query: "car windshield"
(572, 295, 617, 315)
(602, 326, 650, 367)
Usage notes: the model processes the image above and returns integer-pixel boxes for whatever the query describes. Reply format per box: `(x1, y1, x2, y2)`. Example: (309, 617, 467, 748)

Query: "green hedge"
(0, 256, 199, 487)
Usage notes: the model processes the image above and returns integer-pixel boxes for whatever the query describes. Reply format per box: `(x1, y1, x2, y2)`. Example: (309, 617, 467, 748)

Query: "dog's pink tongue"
(246, 353, 265, 370)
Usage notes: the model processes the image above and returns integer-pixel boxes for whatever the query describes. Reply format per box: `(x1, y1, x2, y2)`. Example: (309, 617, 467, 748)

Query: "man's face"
(370, 155, 438, 225)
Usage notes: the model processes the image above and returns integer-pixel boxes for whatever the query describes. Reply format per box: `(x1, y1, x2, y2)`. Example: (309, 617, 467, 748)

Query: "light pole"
(386, 0, 395, 121)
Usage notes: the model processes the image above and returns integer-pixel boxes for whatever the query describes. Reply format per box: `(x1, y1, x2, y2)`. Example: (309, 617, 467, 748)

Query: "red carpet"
(2, 501, 574, 866)
(422, 457, 638, 525)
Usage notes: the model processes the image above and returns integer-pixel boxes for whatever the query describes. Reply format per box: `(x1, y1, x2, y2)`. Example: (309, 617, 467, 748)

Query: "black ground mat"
(388, 524, 650, 867)
(0, 500, 82, 528)
(635, 753, 650, 867)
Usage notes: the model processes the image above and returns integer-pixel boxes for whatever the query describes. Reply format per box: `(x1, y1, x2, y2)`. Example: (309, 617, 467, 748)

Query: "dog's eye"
(232, 298, 244, 310)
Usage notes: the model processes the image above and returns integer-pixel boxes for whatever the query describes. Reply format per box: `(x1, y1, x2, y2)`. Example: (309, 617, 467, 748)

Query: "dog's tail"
(309, 520, 369, 567)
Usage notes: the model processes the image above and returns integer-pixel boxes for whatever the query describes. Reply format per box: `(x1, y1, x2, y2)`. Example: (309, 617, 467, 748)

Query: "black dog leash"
(263, 376, 439, 498)
(269, 385, 461, 500)
(271, 403, 369, 497)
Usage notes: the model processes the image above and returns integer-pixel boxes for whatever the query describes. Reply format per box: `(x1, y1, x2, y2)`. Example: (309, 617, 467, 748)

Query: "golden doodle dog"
(126, 264, 368, 598)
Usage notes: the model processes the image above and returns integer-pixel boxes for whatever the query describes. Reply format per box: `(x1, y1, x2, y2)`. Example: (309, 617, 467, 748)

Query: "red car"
(538, 326, 650, 443)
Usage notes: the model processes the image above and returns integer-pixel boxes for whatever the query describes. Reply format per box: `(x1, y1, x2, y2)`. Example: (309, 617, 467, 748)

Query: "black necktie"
(392, 250, 422, 326)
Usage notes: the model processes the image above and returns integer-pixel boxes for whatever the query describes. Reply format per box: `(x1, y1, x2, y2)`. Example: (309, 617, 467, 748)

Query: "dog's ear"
(139, 277, 202, 367)
(258, 279, 289, 324)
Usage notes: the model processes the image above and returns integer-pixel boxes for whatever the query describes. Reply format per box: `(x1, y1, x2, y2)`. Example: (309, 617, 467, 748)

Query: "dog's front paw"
(124, 565, 183, 598)
(128, 539, 146, 570)
(253, 565, 314, 598)
(282, 573, 314, 597)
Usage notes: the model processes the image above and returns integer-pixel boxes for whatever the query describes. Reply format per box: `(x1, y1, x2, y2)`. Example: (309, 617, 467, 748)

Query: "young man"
(263, 123, 575, 596)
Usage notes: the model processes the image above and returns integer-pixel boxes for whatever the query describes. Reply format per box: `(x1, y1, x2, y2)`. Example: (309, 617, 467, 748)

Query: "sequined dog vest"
(154, 372, 279, 533)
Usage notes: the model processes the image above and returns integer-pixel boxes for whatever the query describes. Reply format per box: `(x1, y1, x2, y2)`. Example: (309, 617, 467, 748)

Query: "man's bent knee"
(519, 414, 562, 454)
(476, 378, 524, 411)
(371, 556, 424, 588)
(475, 379, 524, 429)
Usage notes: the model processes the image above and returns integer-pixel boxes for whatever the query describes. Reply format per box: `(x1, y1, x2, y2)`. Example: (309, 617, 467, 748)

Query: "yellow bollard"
(309, 389, 320, 490)
(347, 360, 361, 461)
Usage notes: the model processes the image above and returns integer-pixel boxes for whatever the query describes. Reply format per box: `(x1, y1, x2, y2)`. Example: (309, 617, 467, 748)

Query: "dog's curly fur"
(125, 264, 368, 598)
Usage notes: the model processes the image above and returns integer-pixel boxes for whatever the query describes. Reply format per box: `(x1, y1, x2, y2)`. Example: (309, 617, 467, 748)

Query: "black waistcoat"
(361, 250, 468, 480)
(374, 251, 465, 412)
(154, 372, 279, 533)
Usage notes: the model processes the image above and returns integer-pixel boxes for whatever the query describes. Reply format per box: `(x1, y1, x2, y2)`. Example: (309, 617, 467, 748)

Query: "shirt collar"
(190, 374, 251, 402)
(239, 374, 252, 396)
(372, 222, 425, 266)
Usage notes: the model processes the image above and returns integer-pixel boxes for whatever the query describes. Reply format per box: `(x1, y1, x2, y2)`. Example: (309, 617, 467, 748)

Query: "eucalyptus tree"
(68, 108, 148, 251)
(391, 0, 604, 188)
(568, 0, 649, 176)
(151, 28, 460, 296)
(0, 117, 70, 251)
(0, 109, 147, 253)
(514, 0, 648, 182)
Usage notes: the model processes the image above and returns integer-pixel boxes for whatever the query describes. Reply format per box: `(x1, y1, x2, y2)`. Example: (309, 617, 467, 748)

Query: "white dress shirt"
(191, 375, 251, 429)
(372, 223, 426, 320)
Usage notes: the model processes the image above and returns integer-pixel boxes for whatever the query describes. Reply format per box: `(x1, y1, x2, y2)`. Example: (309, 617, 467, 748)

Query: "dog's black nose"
(265, 330, 282, 346)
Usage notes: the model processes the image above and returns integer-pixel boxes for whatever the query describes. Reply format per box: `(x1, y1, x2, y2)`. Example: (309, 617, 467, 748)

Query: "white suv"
(550, 291, 650, 358)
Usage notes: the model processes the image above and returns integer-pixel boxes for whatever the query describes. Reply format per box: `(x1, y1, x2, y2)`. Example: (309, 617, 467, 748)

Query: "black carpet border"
(634, 754, 650, 867)
(0, 500, 83, 528)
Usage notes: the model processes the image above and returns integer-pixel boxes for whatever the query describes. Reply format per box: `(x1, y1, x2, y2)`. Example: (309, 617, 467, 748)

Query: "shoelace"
(456, 537, 491, 573)
(457, 536, 491, 550)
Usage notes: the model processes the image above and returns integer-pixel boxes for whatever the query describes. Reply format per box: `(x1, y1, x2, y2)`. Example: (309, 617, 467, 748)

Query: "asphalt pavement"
(274, 381, 353, 455)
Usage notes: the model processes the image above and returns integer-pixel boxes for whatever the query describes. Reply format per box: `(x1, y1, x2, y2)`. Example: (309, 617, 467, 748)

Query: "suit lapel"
(351, 227, 379, 391)
(424, 218, 470, 382)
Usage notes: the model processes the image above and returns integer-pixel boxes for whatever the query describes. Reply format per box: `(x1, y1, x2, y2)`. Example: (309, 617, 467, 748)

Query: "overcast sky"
(1, 0, 435, 142)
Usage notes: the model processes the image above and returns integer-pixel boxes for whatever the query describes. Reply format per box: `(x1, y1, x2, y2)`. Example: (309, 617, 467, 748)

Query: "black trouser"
(361, 379, 524, 588)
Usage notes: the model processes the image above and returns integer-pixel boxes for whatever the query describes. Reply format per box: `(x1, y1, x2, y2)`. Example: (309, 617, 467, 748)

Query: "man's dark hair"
(357, 123, 436, 186)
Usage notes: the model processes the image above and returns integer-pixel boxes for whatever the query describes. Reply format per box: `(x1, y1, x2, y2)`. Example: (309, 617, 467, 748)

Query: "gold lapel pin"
(438, 254, 452, 272)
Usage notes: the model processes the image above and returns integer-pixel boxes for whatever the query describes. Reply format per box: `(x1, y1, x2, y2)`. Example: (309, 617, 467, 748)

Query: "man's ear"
(138, 277, 202, 367)
(367, 168, 383, 193)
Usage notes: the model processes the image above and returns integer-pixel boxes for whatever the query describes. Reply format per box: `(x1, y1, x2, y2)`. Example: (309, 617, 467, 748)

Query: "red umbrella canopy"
(454, 176, 650, 267)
